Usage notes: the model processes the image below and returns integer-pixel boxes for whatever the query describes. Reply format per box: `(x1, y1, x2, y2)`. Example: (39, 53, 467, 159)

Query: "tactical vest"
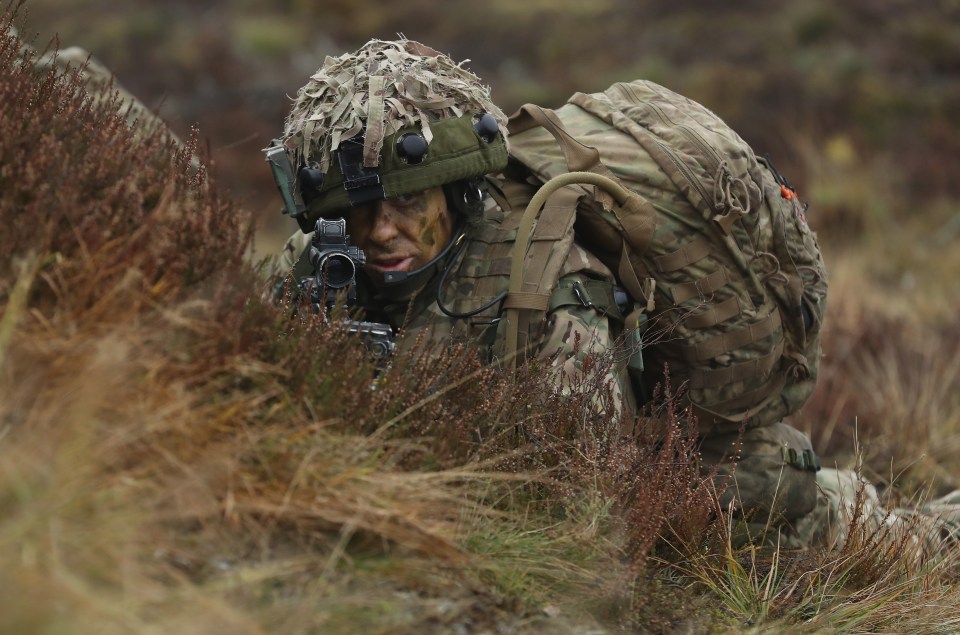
(284, 185, 623, 366)
(440, 178, 625, 362)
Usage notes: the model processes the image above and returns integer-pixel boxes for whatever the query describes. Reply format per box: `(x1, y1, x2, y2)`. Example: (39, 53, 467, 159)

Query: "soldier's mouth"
(368, 257, 414, 273)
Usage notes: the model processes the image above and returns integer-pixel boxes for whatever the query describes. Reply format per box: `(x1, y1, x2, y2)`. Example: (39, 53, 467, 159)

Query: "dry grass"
(4, 4, 960, 633)
(0, 13, 716, 633)
(796, 248, 960, 497)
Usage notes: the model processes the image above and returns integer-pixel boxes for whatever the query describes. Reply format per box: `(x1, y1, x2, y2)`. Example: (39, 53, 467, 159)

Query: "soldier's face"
(346, 186, 453, 287)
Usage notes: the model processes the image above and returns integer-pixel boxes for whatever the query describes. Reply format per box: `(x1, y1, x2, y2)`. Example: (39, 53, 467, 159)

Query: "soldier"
(268, 39, 960, 559)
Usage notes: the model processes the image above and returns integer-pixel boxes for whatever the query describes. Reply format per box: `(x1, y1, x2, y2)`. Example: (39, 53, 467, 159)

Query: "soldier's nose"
(369, 205, 399, 244)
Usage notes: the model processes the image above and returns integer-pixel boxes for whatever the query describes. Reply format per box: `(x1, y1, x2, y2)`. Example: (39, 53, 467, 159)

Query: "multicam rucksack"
(501, 80, 828, 435)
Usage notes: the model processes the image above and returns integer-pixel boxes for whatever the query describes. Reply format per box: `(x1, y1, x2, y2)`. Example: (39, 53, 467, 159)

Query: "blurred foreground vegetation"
(3, 1, 960, 633)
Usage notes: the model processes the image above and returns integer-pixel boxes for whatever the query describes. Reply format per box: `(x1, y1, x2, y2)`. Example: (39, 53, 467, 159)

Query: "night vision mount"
(265, 143, 327, 233)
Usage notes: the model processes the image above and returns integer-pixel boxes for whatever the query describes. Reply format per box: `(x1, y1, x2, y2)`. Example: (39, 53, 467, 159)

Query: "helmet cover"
(278, 39, 509, 221)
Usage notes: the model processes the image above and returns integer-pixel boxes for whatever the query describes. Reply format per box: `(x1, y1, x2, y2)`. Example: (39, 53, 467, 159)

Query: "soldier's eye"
(393, 193, 418, 205)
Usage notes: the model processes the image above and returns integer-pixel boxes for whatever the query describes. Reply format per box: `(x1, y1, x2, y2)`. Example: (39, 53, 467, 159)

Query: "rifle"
(265, 144, 395, 363)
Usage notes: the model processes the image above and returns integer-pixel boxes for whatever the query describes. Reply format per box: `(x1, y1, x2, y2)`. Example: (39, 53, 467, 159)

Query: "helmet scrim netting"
(282, 39, 508, 174)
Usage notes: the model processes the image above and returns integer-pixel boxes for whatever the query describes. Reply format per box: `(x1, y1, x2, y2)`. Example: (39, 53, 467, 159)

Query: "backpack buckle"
(572, 280, 594, 308)
(781, 446, 821, 472)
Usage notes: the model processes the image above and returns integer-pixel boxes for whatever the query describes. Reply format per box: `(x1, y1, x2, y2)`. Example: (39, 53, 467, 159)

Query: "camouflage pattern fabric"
(276, 39, 509, 222)
(271, 61, 960, 560)
(276, 205, 960, 559)
(502, 79, 835, 544)
(700, 422, 820, 531)
(790, 469, 960, 562)
(507, 81, 829, 437)
(274, 185, 634, 426)
(703, 423, 960, 560)
(282, 39, 508, 173)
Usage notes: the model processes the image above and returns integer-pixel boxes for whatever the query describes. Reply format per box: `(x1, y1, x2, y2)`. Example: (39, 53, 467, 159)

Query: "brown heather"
(0, 9, 719, 633)
(4, 5, 960, 632)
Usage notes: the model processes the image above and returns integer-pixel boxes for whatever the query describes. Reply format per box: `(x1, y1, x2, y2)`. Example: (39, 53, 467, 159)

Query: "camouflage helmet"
(275, 39, 509, 226)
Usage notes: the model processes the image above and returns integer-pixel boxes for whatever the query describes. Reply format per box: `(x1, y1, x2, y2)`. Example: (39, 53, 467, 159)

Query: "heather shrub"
(0, 4, 957, 633)
(0, 12, 720, 632)
(13, 5, 958, 631)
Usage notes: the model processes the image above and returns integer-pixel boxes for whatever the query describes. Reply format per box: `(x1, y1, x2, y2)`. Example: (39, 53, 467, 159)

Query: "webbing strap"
(531, 205, 577, 240)
(700, 371, 785, 414)
(671, 268, 729, 304)
(685, 295, 740, 329)
(713, 208, 744, 236)
(689, 338, 785, 390)
(610, 197, 656, 306)
(504, 184, 583, 368)
(505, 174, 640, 369)
(504, 104, 659, 369)
(503, 292, 550, 311)
(485, 182, 512, 217)
(680, 306, 782, 362)
(616, 197, 657, 252)
(507, 102, 656, 305)
(517, 102, 658, 266)
(655, 236, 711, 272)
(616, 241, 645, 302)
(781, 446, 822, 472)
(508, 104, 605, 174)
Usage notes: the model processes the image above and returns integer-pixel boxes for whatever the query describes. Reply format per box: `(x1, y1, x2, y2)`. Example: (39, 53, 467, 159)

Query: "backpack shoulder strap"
(503, 170, 651, 368)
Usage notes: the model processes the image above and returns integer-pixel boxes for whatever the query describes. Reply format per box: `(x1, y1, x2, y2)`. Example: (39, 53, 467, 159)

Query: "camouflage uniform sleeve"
(536, 282, 635, 423)
(278, 230, 313, 274)
(534, 241, 638, 424)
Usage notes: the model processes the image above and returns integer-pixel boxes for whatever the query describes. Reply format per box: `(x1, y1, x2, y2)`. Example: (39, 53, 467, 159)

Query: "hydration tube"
(504, 171, 640, 369)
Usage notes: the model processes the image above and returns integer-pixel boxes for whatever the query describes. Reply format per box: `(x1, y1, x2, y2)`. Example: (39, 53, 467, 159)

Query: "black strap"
(548, 278, 625, 323)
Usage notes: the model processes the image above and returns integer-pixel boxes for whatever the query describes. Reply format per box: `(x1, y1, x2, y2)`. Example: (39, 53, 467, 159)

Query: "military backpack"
(497, 80, 828, 435)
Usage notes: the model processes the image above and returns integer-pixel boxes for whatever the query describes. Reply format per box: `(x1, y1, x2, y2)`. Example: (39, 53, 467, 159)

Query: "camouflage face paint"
(417, 200, 445, 248)
(346, 186, 453, 287)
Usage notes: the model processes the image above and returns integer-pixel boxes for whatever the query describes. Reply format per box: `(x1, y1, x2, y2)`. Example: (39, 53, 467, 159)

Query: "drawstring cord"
(712, 161, 753, 234)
